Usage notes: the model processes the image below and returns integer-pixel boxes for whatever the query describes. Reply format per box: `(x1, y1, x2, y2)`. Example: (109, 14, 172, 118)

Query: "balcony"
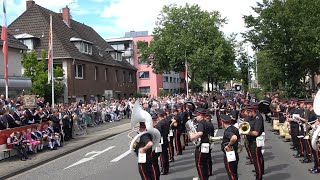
(123, 50, 133, 57)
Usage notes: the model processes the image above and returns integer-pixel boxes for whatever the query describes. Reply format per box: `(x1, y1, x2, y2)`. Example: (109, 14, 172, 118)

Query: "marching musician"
(309, 118, 320, 174)
(242, 106, 264, 180)
(221, 114, 240, 180)
(205, 109, 214, 176)
(297, 100, 316, 163)
(136, 122, 156, 180)
(155, 109, 170, 175)
(190, 108, 211, 180)
(151, 113, 160, 180)
(165, 108, 175, 162)
(172, 107, 183, 155)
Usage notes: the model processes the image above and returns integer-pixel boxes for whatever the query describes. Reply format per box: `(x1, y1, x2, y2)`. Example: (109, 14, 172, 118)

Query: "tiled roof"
(8, 4, 135, 70)
(0, 26, 28, 50)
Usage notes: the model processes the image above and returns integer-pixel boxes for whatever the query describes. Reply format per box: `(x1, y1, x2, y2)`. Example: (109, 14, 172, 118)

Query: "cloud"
(100, 0, 260, 39)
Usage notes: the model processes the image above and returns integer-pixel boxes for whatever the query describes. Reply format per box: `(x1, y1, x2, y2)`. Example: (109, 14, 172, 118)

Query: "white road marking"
(214, 129, 218, 137)
(110, 150, 131, 162)
(64, 146, 115, 170)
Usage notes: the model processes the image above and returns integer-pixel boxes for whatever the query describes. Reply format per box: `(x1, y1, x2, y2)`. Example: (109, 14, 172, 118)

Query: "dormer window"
(70, 37, 93, 55)
(14, 33, 39, 52)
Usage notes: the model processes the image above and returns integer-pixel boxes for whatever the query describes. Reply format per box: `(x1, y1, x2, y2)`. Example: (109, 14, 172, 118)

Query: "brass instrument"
(128, 101, 161, 154)
(311, 89, 320, 151)
(185, 119, 200, 146)
(239, 122, 251, 135)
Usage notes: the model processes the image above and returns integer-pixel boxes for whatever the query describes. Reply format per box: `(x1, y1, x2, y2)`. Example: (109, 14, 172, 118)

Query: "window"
(170, 77, 172, 83)
(163, 76, 168, 82)
(173, 78, 176, 83)
(129, 72, 133, 82)
(105, 68, 108, 81)
(139, 71, 150, 79)
(21, 39, 33, 51)
(123, 71, 126, 82)
(139, 86, 150, 94)
(94, 66, 98, 80)
(75, 64, 84, 79)
(115, 70, 119, 82)
(80, 42, 92, 55)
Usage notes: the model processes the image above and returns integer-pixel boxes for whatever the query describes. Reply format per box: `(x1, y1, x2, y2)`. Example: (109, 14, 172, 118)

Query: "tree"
(243, 0, 320, 97)
(138, 3, 236, 91)
(22, 50, 65, 103)
(235, 43, 253, 93)
(255, 50, 283, 91)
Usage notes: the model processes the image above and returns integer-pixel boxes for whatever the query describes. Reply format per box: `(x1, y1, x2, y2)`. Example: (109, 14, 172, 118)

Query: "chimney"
(62, 5, 71, 27)
(26, 0, 35, 10)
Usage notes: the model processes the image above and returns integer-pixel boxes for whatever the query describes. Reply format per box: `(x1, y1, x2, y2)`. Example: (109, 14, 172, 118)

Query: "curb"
(1, 124, 131, 179)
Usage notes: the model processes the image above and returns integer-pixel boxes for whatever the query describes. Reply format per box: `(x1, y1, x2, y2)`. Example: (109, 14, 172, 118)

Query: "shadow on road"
(264, 172, 291, 180)
(265, 164, 289, 174)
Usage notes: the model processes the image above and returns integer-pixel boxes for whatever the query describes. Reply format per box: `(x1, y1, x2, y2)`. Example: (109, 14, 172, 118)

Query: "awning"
(0, 76, 32, 90)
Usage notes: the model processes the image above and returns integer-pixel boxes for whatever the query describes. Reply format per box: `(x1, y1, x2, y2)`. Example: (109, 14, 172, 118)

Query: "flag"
(47, 14, 53, 84)
(1, 0, 8, 88)
(185, 60, 188, 82)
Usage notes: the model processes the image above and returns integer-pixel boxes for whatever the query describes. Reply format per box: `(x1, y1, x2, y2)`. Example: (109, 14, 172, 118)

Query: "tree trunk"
(311, 72, 316, 90)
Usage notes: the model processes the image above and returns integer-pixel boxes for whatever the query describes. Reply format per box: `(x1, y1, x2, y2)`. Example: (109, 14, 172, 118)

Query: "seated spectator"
(26, 128, 40, 153)
(34, 125, 44, 151)
(6, 107, 21, 128)
(42, 124, 57, 150)
(7, 132, 28, 161)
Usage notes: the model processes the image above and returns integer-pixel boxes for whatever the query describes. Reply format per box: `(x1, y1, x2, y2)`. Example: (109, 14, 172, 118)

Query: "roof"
(14, 33, 39, 39)
(105, 37, 133, 42)
(0, 27, 28, 50)
(8, 4, 136, 70)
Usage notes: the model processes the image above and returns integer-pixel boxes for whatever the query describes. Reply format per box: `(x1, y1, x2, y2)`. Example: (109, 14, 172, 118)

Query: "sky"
(6, 0, 260, 42)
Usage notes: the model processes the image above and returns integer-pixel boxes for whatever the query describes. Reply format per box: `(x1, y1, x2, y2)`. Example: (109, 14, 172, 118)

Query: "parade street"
(6, 116, 319, 180)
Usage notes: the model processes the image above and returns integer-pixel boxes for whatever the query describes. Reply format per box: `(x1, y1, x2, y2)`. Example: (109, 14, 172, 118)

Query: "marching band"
(129, 92, 320, 180)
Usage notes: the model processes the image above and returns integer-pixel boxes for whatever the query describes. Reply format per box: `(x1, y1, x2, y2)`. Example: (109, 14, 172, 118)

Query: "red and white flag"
(47, 14, 53, 84)
(1, 0, 8, 88)
(185, 60, 188, 82)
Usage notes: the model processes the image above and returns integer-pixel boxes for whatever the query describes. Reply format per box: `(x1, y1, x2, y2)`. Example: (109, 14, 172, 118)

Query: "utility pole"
(247, 45, 250, 89)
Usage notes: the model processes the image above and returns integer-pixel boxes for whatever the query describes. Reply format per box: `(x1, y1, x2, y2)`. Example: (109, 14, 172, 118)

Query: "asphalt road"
(8, 116, 320, 180)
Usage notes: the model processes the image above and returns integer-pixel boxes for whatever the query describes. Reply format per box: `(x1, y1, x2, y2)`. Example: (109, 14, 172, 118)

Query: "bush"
(133, 92, 147, 98)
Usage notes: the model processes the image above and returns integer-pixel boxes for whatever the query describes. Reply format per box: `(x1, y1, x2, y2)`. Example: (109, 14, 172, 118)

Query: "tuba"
(128, 101, 161, 154)
(185, 119, 200, 146)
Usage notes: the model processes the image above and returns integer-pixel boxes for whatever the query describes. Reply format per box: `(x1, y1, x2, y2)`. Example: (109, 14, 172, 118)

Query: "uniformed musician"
(165, 109, 175, 162)
(156, 109, 170, 175)
(308, 116, 320, 174)
(242, 106, 264, 180)
(190, 108, 210, 180)
(151, 113, 160, 180)
(136, 122, 156, 180)
(205, 109, 214, 176)
(221, 114, 240, 180)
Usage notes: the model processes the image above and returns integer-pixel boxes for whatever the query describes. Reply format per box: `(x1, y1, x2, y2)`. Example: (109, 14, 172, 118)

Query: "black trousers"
(152, 152, 160, 180)
(304, 139, 312, 160)
(168, 136, 175, 160)
(207, 148, 212, 176)
(249, 142, 264, 180)
(245, 142, 253, 163)
(159, 143, 169, 174)
(175, 130, 182, 155)
(138, 162, 156, 180)
(216, 110, 222, 128)
(224, 152, 239, 180)
(195, 147, 209, 180)
(291, 125, 300, 153)
(13, 145, 28, 159)
(311, 148, 320, 170)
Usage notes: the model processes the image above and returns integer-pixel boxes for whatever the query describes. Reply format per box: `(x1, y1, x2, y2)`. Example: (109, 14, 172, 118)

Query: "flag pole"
(50, 14, 54, 109)
(2, 0, 8, 99)
(185, 50, 189, 99)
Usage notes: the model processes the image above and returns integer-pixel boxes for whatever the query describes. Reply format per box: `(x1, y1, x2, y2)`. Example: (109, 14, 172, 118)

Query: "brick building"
(8, 1, 137, 103)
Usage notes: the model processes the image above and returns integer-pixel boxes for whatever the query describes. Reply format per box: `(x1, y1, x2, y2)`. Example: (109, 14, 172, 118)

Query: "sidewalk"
(0, 119, 131, 179)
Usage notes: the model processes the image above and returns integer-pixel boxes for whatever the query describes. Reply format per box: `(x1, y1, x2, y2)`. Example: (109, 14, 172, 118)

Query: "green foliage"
(138, 3, 236, 92)
(22, 50, 65, 103)
(189, 80, 203, 93)
(159, 89, 172, 97)
(235, 42, 253, 92)
(243, 0, 320, 98)
(255, 50, 283, 91)
(248, 88, 264, 101)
